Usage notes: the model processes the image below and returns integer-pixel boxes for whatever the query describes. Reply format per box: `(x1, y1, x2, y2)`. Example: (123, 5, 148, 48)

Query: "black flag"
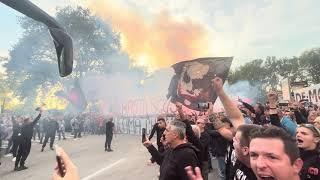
(167, 57, 233, 111)
(0, 0, 73, 77)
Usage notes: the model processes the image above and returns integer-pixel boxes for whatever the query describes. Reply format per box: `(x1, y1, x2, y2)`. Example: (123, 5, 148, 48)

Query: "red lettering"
(308, 167, 319, 175)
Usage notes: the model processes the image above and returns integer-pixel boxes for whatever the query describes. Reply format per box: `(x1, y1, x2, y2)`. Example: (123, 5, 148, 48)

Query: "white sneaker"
(12, 157, 16, 162)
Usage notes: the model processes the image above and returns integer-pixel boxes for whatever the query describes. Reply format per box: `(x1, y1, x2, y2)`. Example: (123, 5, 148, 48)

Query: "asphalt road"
(0, 134, 220, 180)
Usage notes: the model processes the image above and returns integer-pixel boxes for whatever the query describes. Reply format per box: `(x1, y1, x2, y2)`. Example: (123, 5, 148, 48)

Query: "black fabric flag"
(0, 0, 73, 77)
(167, 57, 233, 111)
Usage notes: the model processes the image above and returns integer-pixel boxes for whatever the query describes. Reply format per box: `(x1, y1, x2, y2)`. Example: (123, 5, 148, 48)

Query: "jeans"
(216, 156, 226, 180)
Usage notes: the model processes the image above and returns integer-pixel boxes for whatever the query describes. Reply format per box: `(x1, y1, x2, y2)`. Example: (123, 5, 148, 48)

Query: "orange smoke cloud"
(87, 1, 212, 71)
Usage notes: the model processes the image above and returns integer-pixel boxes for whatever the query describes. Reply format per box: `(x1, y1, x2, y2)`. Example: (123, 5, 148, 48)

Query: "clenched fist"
(211, 77, 224, 94)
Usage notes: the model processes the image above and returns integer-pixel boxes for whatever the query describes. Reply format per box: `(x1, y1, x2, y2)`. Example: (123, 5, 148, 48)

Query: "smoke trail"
(213, 81, 261, 112)
(224, 81, 260, 103)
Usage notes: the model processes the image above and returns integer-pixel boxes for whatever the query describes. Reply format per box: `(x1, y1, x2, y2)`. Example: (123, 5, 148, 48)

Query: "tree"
(228, 59, 267, 85)
(299, 48, 320, 84)
(55, 6, 121, 77)
(276, 57, 305, 82)
(228, 48, 320, 103)
(4, 6, 121, 107)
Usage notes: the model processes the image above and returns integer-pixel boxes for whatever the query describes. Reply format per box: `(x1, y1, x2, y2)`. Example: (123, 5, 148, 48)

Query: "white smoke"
(224, 81, 260, 103)
(79, 58, 174, 115)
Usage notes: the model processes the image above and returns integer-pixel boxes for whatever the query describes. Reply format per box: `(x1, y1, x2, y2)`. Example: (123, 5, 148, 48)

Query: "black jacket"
(200, 130, 210, 162)
(269, 114, 281, 127)
(208, 129, 228, 157)
(300, 149, 320, 180)
(149, 123, 165, 146)
(46, 120, 59, 135)
(12, 119, 22, 141)
(294, 110, 307, 124)
(21, 114, 41, 141)
(105, 121, 114, 135)
(299, 107, 308, 119)
(147, 143, 200, 180)
(242, 102, 267, 125)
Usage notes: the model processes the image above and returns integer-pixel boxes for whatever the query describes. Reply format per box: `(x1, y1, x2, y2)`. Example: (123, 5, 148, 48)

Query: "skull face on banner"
(167, 57, 233, 111)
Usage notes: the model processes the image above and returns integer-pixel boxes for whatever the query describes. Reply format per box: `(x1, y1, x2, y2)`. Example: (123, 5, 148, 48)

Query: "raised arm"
(241, 101, 255, 114)
(211, 77, 244, 130)
(148, 123, 157, 140)
(32, 113, 42, 126)
(143, 140, 164, 165)
(267, 91, 281, 127)
(32, 107, 44, 126)
(175, 103, 203, 155)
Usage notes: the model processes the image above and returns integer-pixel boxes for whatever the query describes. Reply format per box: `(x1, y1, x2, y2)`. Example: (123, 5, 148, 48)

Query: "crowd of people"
(1, 76, 320, 180)
(18, 76, 317, 180)
(0, 110, 114, 170)
(142, 77, 320, 180)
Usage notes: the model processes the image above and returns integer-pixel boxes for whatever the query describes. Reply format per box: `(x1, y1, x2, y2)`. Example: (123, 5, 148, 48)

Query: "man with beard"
(14, 108, 43, 171)
(105, 117, 115, 152)
(41, 117, 59, 152)
(148, 116, 166, 163)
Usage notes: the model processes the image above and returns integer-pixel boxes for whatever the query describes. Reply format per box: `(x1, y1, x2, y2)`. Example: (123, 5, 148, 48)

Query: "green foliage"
(299, 48, 320, 84)
(4, 6, 121, 103)
(229, 48, 320, 102)
(229, 59, 266, 85)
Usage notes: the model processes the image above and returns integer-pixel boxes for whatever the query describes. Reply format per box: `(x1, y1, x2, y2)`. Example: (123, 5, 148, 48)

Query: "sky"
(1, 0, 320, 71)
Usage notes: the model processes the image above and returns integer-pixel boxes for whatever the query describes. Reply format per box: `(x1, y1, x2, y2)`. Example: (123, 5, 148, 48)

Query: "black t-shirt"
(200, 131, 210, 162)
(300, 149, 320, 180)
(229, 159, 257, 180)
(105, 121, 114, 134)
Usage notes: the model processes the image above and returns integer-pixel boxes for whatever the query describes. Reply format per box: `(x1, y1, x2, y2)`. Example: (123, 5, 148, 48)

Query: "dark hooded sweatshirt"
(147, 142, 200, 180)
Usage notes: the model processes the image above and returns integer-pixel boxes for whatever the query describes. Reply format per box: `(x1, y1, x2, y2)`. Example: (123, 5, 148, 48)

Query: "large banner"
(114, 116, 175, 135)
(167, 57, 233, 111)
(293, 84, 320, 105)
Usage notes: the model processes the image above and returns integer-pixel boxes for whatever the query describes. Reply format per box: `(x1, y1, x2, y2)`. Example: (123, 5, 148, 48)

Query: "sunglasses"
(298, 124, 320, 137)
